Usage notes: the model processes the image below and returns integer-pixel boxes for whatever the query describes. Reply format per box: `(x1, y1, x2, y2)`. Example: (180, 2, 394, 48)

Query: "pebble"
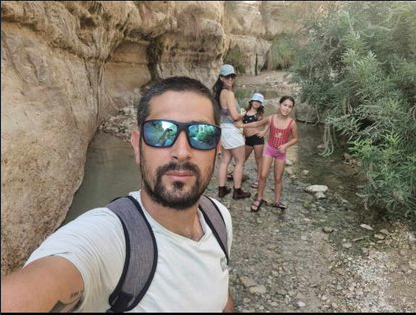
(277, 289, 288, 296)
(380, 229, 389, 235)
(240, 276, 257, 288)
(360, 224, 373, 231)
(352, 236, 367, 242)
(323, 227, 335, 233)
(315, 191, 327, 200)
(249, 285, 267, 295)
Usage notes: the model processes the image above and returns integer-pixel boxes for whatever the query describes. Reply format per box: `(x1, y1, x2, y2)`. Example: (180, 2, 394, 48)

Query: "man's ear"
(130, 129, 141, 164)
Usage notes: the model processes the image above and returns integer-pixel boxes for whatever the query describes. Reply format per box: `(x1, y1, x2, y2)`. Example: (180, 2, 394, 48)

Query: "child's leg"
(273, 158, 286, 202)
(244, 145, 253, 161)
(257, 155, 273, 201)
(253, 144, 264, 182)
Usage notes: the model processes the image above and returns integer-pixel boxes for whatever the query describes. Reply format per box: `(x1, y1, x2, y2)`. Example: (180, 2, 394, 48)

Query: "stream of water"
(63, 133, 139, 224)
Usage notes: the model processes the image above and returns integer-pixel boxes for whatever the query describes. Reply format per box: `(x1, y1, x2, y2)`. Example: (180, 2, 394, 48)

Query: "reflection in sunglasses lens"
(188, 125, 218, 150)
(144, 121, 177, 147)
(142, 120, 220, 150)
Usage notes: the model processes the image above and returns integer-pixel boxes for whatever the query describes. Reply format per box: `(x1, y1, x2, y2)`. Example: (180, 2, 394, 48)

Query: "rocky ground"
(99, 71, 416, 312)
(204, 157, 416, 312)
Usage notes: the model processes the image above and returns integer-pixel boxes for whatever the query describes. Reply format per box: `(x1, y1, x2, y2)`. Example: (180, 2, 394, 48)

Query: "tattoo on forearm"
(70, 290, 82, 300)
(49, 290, 83, 313)
(50, 301, 68, 313)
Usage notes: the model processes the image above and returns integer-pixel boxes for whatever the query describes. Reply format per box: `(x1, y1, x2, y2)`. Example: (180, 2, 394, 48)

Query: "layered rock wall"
(1, 1, 320, 274)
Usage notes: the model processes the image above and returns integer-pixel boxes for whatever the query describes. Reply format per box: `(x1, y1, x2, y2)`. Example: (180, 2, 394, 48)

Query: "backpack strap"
(106, 196, 157, 313)
(105, 194, 228, 312)
(198, 195, 229, 264)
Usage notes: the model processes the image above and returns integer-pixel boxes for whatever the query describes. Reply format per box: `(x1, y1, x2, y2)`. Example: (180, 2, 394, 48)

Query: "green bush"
(223, 45, 246, 73)
(270, 33, 300, 70)
(292, 1, 416, 219)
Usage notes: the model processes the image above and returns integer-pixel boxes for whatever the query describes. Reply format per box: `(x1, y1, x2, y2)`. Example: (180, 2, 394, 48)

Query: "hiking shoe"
(232, 188, 251, 200)
(218, 186, 231, 198)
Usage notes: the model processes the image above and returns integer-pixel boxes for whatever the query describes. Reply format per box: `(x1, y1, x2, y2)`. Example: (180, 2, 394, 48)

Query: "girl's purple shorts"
(263, 143, 286, 160)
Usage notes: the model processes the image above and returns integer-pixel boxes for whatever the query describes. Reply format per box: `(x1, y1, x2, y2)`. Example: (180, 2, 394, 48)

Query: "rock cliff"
(1, 1, 321, 274)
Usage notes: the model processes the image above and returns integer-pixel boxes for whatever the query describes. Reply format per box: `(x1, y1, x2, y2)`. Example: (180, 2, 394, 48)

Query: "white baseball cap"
(250, 93, 264, 104)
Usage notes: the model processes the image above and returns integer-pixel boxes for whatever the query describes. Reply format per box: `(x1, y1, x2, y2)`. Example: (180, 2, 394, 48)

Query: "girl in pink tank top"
(266, 117, 295, 154)
(238, 96, 298, 211)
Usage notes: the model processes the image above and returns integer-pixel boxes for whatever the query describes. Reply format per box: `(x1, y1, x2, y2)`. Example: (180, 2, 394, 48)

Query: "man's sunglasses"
(141, 119, 221, 150)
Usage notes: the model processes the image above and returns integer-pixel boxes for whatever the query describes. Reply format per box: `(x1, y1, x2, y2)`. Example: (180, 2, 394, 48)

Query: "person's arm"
(223, 290, 234, 312)
(256, 129, 267, 138)
(223, 91, 243, 121)
(1, 256, 84, 312)
(278, 120, 298, 152)
(236, 115, 270, 129)
(256, 118, 270, 137)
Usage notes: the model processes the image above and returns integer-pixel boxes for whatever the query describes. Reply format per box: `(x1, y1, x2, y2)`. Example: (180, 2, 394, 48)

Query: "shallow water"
(63, 133, 139, 224)
(235, 88, 280, 101)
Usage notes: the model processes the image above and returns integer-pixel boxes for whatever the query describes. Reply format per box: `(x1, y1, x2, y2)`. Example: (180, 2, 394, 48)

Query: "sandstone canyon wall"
(1, 1, 319, 274)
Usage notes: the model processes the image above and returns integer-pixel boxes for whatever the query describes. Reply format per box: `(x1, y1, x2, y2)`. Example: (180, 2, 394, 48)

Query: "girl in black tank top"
(241, 94, 268, 189)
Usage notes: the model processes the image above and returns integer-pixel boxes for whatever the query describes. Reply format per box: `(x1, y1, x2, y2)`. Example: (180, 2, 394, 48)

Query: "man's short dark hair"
(136, 76, 220, 127)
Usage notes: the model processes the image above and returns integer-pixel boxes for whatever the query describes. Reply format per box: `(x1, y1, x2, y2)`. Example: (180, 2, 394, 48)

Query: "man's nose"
(170, 130, 192, 161)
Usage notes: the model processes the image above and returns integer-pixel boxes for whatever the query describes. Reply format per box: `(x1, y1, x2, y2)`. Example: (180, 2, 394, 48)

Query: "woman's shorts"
(220, 123, 245, 149)
(263, 142, 286, 160)
(245, 134, 265, 147)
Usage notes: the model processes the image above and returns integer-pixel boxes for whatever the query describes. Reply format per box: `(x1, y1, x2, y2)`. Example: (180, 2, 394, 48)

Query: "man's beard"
(140, 151, 214, 210)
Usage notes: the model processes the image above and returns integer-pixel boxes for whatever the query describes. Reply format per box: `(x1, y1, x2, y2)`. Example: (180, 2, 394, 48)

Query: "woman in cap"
(242, 93, 268, 188)
(213, 64, 251, 200)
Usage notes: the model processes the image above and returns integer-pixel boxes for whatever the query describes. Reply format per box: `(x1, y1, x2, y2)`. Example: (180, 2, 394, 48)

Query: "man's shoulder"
(63, 206, 123, 236)
(76, 206, 119, 221)
(25, 207, 126, 268)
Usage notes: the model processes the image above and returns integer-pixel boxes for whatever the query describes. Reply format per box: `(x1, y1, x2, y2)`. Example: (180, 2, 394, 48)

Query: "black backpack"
(105, 195, 229, 313)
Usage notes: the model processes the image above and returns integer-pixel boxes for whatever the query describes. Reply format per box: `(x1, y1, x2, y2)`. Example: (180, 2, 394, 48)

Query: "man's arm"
(223, 290, 234, 313)
(1, 255, 84, 312)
